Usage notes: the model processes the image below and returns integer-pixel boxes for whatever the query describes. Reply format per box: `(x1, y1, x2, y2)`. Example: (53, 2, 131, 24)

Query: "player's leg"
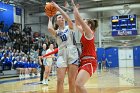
(67, 64, 78, 93)
(75, 69, 90, 93)
(56, 67, 67, 93)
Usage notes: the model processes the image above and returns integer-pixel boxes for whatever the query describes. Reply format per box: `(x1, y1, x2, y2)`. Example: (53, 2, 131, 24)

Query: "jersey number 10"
(60, 34, 67, 42)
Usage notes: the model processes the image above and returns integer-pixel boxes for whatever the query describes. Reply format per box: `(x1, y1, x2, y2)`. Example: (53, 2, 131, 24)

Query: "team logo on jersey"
(58, 29, 69, 42)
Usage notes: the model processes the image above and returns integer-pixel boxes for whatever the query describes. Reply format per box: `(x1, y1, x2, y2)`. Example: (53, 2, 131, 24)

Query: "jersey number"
(60, 34, 67, 42)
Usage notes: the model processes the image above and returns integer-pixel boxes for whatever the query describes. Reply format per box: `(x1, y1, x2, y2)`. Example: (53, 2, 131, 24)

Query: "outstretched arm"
(74, 4, 83, 34)
(48, 17, 57, 36)
(71, 0, 93, 38)
(43, 55, 56, 58)
(52, 1, 73, 29)
(42, 48, 58, 58)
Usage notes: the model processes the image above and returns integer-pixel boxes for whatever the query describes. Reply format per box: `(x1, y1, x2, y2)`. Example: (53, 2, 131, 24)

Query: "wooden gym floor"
(0, 68, 140, 93)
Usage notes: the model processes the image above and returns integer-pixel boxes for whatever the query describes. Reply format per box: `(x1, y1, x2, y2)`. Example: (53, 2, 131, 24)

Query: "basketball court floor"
(0, 68, 140, 93)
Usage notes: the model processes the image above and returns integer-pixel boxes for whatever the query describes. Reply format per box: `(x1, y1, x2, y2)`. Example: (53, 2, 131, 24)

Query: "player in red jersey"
(71, 0, 98, 93)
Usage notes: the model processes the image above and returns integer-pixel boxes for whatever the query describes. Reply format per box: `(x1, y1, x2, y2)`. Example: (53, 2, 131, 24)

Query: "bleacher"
(0, 22, 58, 79)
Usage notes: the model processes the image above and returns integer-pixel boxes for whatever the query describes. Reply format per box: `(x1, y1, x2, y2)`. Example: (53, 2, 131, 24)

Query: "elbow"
(48, 27, 51, 31)
(48, 27, 52, 31)
(48, 28, 53, 34)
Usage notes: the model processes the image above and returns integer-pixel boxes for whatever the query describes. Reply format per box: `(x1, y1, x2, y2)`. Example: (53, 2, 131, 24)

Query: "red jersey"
(80, 34, 96, 58)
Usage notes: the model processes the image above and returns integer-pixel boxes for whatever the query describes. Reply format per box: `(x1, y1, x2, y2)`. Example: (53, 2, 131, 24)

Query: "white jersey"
(56, 26, 74, 49)
(46, 48, 54, 62)
(55, 26, 79, 67)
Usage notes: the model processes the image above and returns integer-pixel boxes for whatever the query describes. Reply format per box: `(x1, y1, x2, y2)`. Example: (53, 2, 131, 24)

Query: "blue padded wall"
(105, 47, 118, 67)
(0, 2, 14, 32)
(133, 46, 140, 67)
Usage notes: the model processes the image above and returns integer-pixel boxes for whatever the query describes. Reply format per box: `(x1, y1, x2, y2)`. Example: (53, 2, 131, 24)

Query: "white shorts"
(47, 61, 53, 66)
(56, 45, 79, 68)
(43, 60, 53, 66)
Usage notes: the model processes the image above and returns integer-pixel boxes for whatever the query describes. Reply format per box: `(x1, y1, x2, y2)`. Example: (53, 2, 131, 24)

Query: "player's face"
(43, 44, 46, 50)
(56, 15, 65, 27)
(49, 44, 54, 49)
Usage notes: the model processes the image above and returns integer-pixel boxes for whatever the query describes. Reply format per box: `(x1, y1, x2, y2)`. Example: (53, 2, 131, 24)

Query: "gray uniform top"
(42, 49, 47, 65)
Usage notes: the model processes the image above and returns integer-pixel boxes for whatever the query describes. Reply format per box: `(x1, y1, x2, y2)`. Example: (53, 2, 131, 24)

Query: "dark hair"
(48, 43, 54, 47)
(54, 24, 59, 30)
(87, 19, 98, 31)
(53, 14, 61, 30)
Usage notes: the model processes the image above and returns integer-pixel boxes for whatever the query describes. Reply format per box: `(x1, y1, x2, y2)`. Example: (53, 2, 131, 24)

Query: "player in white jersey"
(42, 44, 55, 85)
(47, 1, 79, 93)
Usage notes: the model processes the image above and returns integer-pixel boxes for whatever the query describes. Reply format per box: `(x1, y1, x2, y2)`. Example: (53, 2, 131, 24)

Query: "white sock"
(46, 79, 48, 84)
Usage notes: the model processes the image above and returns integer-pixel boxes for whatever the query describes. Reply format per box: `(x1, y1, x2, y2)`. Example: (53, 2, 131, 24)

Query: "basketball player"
(42, 43, 55, 85)
(71, 0, 98, 93)
(46, 1, 79, 93)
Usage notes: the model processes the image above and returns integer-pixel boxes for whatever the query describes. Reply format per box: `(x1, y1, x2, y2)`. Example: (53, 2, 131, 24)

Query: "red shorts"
(78, 58, 97, 77)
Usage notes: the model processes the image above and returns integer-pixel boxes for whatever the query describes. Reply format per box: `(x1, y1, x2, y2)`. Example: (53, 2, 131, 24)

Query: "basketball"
(45, 2, 57, 17)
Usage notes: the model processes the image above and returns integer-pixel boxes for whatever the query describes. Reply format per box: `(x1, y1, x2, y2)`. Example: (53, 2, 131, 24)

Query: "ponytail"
(87, 19, 98, 31)
(93, 19, 98, 30)
(53, 14, 60, 30)
(54, 24, 59, 30)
